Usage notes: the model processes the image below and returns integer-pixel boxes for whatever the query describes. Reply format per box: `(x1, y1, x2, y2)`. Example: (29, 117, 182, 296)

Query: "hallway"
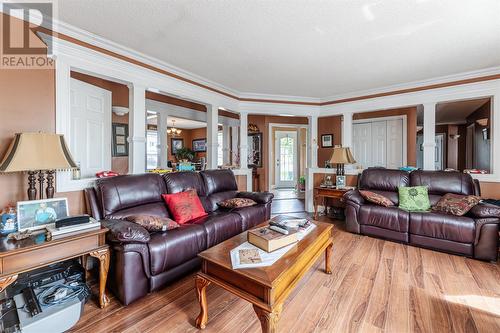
(271, 188, 305, 214)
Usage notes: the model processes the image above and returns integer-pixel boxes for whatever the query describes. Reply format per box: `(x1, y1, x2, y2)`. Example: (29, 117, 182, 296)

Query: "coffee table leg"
(253, 304, 282, 333)
(195, 275, 211, 329)
(325, 243, 333, 274)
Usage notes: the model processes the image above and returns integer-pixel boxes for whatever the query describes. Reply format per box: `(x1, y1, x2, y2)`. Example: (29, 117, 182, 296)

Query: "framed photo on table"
(192, 138, 207, 152)
(171, 138, 184, 154)
(321, 134, 334, 148)
(16, 198, 69, 231)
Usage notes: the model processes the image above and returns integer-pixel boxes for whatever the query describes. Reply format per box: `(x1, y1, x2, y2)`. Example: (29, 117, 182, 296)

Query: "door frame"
(268, 123, 309, 191)
(352, 115, 408, 167)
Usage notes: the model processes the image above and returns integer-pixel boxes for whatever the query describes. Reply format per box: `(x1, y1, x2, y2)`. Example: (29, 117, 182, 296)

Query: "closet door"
(371, 121, 387, 167)
(386, 119, 404, 169)
(352, 123, 372, 169)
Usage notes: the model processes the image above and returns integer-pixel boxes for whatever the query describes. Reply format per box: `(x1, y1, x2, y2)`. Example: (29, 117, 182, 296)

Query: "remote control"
(269, 225, 289, 235)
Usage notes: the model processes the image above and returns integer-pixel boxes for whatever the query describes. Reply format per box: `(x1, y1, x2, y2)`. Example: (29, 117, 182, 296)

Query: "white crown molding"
(320, 66, 500, 104)
(239, 92, 322, 104)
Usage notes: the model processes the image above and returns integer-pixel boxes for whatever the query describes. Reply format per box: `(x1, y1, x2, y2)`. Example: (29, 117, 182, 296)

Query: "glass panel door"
(275, 131, 297, 188)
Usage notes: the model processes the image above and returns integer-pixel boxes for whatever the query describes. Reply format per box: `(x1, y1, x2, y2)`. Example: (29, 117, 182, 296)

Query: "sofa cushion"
(409, 211, 475, 243)
(96, 173, 166, 217)
(232, 204, 268, 230)
(410, 170, 476, 196)
(432, 193, 480, 216)
(398, 186, 431, 212)
(106, 202, 171, 220)
(148, 224, 207, 275)
(162, 190, 208, 224)
(359, 168, 410, 192)
(359, 205, 409, 233)
(124, 215, 179, 232)
(218, 197, 257, 209)
(163, 171, 206, 196)
(201, 169, 238, 195)
(359, 190, 394, 207)
(204, 190, 239, 213)
(188, 211, 243, 248)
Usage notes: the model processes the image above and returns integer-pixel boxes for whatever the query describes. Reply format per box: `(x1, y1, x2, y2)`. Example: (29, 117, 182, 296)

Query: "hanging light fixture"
(167, 119, 182, 136)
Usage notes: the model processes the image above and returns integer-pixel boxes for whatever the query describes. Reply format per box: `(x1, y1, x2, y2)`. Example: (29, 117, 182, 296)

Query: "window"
(217, 131, 223, 166)
(146, 130, 159, 170)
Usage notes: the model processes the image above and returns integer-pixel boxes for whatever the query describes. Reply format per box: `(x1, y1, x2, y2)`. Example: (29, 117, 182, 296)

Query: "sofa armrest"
(101, 219, 151, 244)
(344, 190, 365, 206)
(469, 203, 500, 219)
(237, 191, 274, 204)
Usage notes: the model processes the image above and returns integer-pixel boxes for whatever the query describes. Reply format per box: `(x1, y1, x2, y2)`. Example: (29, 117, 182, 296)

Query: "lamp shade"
(0, 133, 77, 172)
(329, 146, 356, 165)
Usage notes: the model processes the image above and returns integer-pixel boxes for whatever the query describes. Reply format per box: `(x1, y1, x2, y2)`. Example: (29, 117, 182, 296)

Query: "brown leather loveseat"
(85, 169, 273, 305)
(344, 169, 499, 261)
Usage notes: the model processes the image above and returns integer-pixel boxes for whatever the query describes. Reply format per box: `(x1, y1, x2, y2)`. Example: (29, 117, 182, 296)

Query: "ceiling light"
(112, 106, 129, 116)
(278, 114, 295, 117)
(476, 118, 488, 127)
(167, 119, 182, 136)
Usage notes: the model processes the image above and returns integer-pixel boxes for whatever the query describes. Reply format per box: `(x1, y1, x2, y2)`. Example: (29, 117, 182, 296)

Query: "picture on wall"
(192, 138, 207, 152)
(171, 138, 184, 154)
(321, 134, 334, 148)
(112, 123, 129, 157)
(17, 198, 69, 231)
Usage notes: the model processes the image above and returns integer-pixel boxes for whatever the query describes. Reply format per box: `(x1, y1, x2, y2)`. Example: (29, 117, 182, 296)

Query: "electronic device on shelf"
(22, 287, 42, 317)
(55, 215, 90, 229)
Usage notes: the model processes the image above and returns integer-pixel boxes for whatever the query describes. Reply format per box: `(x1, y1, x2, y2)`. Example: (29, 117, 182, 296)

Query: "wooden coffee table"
(195, 215, 333, 333)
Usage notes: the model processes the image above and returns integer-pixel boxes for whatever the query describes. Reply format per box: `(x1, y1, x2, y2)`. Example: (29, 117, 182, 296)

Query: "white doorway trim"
(352, 114, 408, 167)
(268, 123, 309, 191)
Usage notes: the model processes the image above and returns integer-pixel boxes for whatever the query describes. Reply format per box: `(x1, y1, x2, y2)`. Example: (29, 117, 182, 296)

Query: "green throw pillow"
(398, 186, 431, 211)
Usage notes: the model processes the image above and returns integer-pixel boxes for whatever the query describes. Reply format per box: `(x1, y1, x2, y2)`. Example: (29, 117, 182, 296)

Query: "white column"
(342, 112, 353, 148)
(307, 115, 318, 168)
(157, 112, 168, 169)
(239, 111, 249, 170)
(231, 126, 239, 166)
(222, 125, 231, 166)
(128, 84, 146, 174)
(206, 105, 219, 169)
(423, 102, 437, 170)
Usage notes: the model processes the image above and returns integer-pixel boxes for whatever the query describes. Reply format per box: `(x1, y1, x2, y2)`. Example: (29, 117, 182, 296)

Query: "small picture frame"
(171, 138, 184, 154)
(112, 123, 129, 157)
(336, 175, 346, 189)
(192, 138, 207, 152)
(321, 134, 334, 148)
(16, 198, 69, 232)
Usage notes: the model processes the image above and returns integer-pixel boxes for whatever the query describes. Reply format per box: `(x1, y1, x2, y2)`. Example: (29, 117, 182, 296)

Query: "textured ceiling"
(58, 0, 500, 98)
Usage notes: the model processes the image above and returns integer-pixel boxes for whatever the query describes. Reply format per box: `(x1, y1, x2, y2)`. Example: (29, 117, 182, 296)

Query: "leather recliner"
(85, 169, 273, 305)
(344, 169, 499, 261)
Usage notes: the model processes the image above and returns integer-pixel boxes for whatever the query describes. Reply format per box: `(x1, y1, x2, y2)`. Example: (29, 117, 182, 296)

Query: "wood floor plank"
(71, 217, 500, 333)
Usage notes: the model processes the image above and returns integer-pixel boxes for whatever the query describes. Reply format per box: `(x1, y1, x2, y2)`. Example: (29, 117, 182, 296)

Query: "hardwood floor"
(70, 215, 500, 333)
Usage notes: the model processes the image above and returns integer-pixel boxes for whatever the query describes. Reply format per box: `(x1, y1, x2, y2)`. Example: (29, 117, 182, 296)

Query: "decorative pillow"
(432, 193, 480, 216)
(398, 186, 431, 211)
(124, 215, 179, 232)
(359, 190, 394, 207)
(218, 198, 257, 209)
(162, 190, 208, 224)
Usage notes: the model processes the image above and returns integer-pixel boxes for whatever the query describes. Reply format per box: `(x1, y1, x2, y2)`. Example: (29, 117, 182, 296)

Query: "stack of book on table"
(230, 219, 315, 269)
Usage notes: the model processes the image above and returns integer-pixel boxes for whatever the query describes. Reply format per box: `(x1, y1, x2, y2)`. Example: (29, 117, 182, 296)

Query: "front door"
(275, 131, 297, 188)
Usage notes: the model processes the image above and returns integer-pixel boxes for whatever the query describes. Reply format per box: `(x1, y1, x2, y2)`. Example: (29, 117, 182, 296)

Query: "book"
(248, 226, 298, 252)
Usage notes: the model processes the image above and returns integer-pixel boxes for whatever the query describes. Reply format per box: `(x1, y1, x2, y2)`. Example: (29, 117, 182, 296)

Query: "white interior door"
(417, 134, 424, 169)
(352, 123, 372, 169)
(275, 131, 297, 188)
(372, 121, 387, 167)
(466, 124, 474, 169)
(386, 119, 404, 169)
(70, 78, 112, 178)
(435, 133, 445, 170)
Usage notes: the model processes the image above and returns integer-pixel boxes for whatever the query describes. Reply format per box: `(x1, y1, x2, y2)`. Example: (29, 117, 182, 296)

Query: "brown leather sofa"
(85, 169, 273, 305)
(344, 169, 500, 261)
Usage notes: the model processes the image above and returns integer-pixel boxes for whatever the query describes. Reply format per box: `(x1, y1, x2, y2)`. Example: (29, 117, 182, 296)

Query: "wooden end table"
(0, 227, 110, 308)
(313, 187, 353, 220)
(195, 215, 333, 333)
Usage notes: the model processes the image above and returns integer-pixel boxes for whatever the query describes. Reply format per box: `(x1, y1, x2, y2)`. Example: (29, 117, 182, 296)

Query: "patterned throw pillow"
(162, 190, 208, 224)
(432, 193, 480, 216)
(359, 190, 394, 207)
(398, 186, 431, 211)
(218, 198, 257, 209)
(124, 215, 179, 232)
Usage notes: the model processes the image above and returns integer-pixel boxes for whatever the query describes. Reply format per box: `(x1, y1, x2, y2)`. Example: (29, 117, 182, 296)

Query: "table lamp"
(329, 146, 356, 188)
(0, 132, 77, 200)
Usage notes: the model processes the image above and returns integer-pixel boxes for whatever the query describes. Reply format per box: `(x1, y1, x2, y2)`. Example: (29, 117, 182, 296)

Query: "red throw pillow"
(432, 193, 480, 216)
(359, 190, 394, 207)
(162, 190, 208, 224)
